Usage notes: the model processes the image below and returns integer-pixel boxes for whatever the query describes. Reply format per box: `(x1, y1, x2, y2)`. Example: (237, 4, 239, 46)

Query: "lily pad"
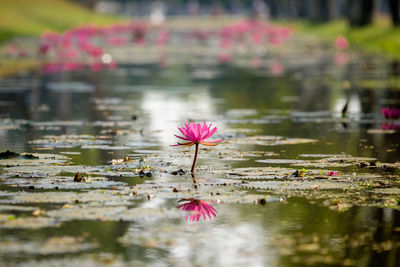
(2, 176, 126, 190)
(230, 135, 317, 146)
(0, 236, 97, 255)
(47, 206, 181, 222)
(0, 153, 68, 166)
(1, 190, 133, 205)
(0, 216, 60, 229)
(241, 180, 356, 191)
(0, 205, 36, 212)
(29, 135, 112, 149)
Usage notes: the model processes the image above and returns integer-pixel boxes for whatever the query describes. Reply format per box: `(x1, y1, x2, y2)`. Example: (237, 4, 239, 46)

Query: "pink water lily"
(335, 35, 349, 50)
(381, 107, 400, 119)
(172, 122, 223, 173)
(177, 198, 217, 222)
(172, 121, 223, 147)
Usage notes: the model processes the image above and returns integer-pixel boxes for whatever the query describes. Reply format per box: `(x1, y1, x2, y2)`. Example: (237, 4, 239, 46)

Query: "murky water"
(1, 44, 400, 266)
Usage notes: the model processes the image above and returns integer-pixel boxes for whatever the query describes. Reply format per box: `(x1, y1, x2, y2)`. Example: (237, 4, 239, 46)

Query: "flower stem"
(191, 173, 198, 190)
(191, 143, 199, 173)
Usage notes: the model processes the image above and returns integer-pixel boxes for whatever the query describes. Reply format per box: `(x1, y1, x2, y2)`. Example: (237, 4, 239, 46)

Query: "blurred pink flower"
(37, 43, 50, 56)
(155, 30, 170, 46)
(107, 61, 118, 70)
(218, 53, 231, 63)
(107, 37, 127, 46)
(90, 62, 104, 72)
(8, 44, 18, 56)
(268, 36, 283, 46)
(42, 62, 61, 74)
(381, 107, 400, 119)
(251, 32, 263, 44)
(62, 62, 84, 71)
(381, 123, 400, 130)
(271, 61, 284, 75)
(219, 38, 232, 48)
(335, 36, 349, 50)
(328, 171, 339, 176)
(131, 23, 147, 45)
(177, 198, 217, 222)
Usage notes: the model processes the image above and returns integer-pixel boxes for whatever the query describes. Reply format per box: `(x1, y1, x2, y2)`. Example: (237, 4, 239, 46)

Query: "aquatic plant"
(381, 123, 400, 130)
(381, 107, 400, 119)
(172, 122, 223, 173)
(177, 198, 217, 222)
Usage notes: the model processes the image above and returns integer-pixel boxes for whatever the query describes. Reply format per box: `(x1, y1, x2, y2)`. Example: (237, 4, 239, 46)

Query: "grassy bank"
(0, 0, 125, 42)
(293, 17, 400, 60)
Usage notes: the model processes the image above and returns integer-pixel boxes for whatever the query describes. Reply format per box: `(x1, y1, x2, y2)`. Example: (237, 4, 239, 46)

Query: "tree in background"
(346, 0, 374, 26)
(389, 0, 400, 26)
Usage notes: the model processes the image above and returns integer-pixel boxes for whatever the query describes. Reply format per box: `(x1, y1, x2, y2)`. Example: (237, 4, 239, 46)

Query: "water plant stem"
(191, 143, 199, 173)
(191, 173, 198, 189)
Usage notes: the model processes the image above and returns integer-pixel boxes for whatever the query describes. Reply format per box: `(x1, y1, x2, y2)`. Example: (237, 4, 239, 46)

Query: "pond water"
(0, 38, 400, 266)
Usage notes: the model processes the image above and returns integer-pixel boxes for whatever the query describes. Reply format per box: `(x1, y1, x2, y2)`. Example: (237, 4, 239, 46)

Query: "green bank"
(294, 18, 400, 60)
(0, 0, 124, 42)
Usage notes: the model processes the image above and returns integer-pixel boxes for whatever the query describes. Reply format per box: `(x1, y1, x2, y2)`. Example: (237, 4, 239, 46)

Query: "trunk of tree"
(389, 0, 400, 26)
(347, 0, 374, 27)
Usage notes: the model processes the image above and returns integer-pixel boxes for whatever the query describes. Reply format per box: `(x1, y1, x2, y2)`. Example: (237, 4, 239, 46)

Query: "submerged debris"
(171, 169, 185, 175)
(0, 150, 19, 159)
(73, 172, 86, 182)
(0, 150, 38, 160)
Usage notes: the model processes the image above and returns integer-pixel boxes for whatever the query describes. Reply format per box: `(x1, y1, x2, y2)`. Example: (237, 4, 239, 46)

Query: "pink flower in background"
(218, 53, 231, 63)
(381, 107, 400, 119)
(335, 36, 349, 50)
(42, 62, 61, 74)
(172, 121, 223, 147)
(271, 61, 284, 75)
(328, 171, 339, 176)
(107, 61, 118, 70)
(177, 198, 217, 222)
(87, 46, 104, 58)
(62, 62, 84, 72)
(155, 30, 170, 46)
(251, 32, 263, 44)
(381, 123, 400, 130)
(56, 49, 77, 60)
(90, 62, 104, 72)
(107, 37, 127, 46)
(172, 121, 223, 173)
(131, 23, 147, 45)
(219, 38, 232, 49)
(37, 43, 50, 56)
(8, 44, 19, 56)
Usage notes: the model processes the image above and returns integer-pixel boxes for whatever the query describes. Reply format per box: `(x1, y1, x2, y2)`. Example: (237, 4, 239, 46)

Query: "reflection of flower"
(381, 107, 400, 119)
(171, 122, 223, 173)
(271, 61, 284, 75)
(177, 198, 217, 222)
(381, 123, 400, 130)
(334, 52, 348, 66)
